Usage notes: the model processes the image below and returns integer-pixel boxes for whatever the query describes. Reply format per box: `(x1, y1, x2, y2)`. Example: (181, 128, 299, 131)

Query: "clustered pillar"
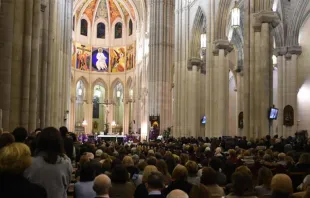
(0, 0, 72, 132)
(187, 58, 201, 137)
(148, 0, 174, 133)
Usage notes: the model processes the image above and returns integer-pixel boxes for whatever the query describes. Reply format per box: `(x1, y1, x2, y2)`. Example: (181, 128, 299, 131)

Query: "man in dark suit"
(146, 172, 165, 198)
(59, 126, 74, 160)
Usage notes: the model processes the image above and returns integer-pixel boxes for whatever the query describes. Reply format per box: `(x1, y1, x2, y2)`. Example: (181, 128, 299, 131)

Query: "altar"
(97, 134, 126, 142)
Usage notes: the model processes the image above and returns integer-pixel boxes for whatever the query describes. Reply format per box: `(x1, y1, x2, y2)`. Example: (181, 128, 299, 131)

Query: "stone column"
(29, 0, 41, 132)
(284, 46, 302, 136)
(274, 47, 287, 136)
(9, 0, 25, 131)
(214, 40, 233, 136)
(20, 0, 34, 129)
(210, 49, 219, 137)
(148, 0, 174, 133)
(0, 0, 15, 131)
(253, 10, 280, 137)
(188, 58, 201, 137)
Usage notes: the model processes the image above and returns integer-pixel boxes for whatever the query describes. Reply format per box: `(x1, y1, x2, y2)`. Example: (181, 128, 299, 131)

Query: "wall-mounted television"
(269, 107, 279, 120)
(201, 116, 206, 124)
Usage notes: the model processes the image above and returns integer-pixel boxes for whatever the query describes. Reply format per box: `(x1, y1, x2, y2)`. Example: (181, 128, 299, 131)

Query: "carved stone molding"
(253, 10, 280, 28)
(187, 57, 202, 70)
(287, 45, 302, 55)
(274, 47, 288, 56)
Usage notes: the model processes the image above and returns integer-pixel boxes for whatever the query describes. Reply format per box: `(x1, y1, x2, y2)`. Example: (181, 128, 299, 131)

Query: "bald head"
(93, 174, 111, 196)
(167, 190, 189, 198)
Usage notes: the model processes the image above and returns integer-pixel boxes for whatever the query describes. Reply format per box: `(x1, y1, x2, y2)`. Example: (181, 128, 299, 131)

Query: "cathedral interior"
(1, 0, 310, 140)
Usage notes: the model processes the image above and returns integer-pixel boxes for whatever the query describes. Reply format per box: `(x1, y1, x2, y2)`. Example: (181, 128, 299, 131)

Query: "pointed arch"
(215, 0, 231, 40)
(110, 77, 124, 90)
(92, 78, 109, 100)
(190, 6, 206, 58)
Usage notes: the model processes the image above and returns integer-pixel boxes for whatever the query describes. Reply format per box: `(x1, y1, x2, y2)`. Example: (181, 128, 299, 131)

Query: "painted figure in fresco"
(96, 48, 108, 71)
(111, 48, 125, 72)
(77, 49, 89, 71)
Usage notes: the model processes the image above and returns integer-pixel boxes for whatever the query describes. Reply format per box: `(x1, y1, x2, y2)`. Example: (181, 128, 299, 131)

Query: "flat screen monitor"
(269, 108, 279, 120)
(201, 116, 206, 124)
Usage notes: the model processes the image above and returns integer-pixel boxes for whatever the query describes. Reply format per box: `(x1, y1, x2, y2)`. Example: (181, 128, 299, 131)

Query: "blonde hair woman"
(134, 165, 158, 198)
(0, 143, 47, 198)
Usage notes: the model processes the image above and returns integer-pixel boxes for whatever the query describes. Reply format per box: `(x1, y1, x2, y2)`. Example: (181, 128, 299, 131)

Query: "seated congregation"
(1, 127, 310, 198)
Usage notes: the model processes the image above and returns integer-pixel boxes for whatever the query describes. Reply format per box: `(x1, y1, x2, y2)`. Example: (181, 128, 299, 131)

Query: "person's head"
(228, 149, 237, 158)
(180, 153, 189, 165)
(209, 157, 222, 171)
(12, 127, 28, 143)
(278, 153, 286, 161)
(80, 161, 96, 182)
(156, 159, 169, 176)
(147, 156, 157, 166)
(0, 143, 32, 175)
(299, 153, 310, 164)
(111, 165, 129, 184)
(142, 165, 158, 182)
(59, 126, 69, 138)
(137, 160, 148, 172)
(93, 174, 111, 196)
(167, 189, 189, 198)
(36, 127, 65, 164)
(172, 164, 188, 181)
(235, 165, 252, 177)
(232, 171, 254, 196)
(200, 167, 217, 186)
(0, 133, 15, 149)
(185, 160, 198, 176)
(271, 174, 293, 194)
(146, 172, 164, 192)
(95, 149, 103, 158)
(257, 166, 273, 188)
(122, 155, 134, 167)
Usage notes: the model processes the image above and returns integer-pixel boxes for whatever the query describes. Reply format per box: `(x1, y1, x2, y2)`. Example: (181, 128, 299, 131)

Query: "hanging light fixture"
(200, 33, 207, 49)
(231, 1, 240, 28)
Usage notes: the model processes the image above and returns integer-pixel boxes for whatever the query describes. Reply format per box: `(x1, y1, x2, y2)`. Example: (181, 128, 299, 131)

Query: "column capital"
(213, 40, 234, 53)
(253, 10, 280, 28)
(274, 47, 287, 56)
(287, 45, 302, 55)
(188, 57, 202, 70)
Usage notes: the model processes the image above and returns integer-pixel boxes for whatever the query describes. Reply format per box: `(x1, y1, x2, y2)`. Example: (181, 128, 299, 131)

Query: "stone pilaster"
(148, 0, 174, 133)
(187, 58, 202, 137)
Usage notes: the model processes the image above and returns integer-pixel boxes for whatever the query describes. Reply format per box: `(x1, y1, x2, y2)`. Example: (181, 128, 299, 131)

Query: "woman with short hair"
(0, 143, 47, 198)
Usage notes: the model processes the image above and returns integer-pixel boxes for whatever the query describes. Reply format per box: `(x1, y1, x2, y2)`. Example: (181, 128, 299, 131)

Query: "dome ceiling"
(73, 0, 136, 26)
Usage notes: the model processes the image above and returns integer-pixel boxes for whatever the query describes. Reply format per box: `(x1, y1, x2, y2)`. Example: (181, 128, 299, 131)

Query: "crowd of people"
(1, 127, 310, 198)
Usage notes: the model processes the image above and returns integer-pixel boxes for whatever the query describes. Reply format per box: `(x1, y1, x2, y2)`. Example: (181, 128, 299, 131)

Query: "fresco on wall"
(83, 0, 98, 24)
(95, 0, 109, 21)
(76, 43, 91, 71)
(108, 0, 121, 24)
(92, 47, 109, 72)
(116, 0, 130, 22)
(110, 47, 126, 72)
(126, 43, 136, 70)
(76, 0, 88, 19)
(123, 0, 135, 20)
(72, 42, 76, 68)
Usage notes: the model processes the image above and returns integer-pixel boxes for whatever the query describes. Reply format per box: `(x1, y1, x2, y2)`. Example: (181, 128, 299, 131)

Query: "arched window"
(97, 23, 105, 39)
(115, 22, 122, 39)
(81, 19, 88, 36)
(129, 19, 133, 36)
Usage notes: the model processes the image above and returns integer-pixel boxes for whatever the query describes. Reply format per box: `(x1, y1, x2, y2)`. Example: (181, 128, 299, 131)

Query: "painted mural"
(108, 0, 121, 24)
(123, 0, 135, 20)
(92, 47, 109, 72)
(83, 0, 98, 25)
(95, 0, 109, 21)
(72, 42, 76, 68)
(110, 47, 126, 72)
(116, 0, 130, 22)
(126, 43, 135, 70)
(76, 43, 91, 71)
